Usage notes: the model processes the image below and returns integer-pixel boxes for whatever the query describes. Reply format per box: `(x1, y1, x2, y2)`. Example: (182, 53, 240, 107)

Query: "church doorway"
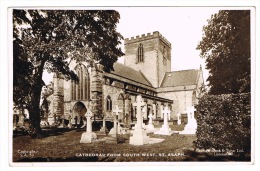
(72, 101, 87, 127)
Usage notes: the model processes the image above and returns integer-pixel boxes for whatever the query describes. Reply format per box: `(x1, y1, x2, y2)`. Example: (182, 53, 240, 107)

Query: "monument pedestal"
(146, 123, 155, 132)
(108, 127, 117, 137)
(129, 128, 149, 145)
(99, 126, 108, 135)
(80, 132, 97, 143)
(179, 119, 197, 134)
(154, 124, 172, 135)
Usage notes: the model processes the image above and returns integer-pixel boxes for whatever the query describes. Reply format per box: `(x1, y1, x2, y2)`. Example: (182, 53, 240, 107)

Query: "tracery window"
(71, 64, 90, 100)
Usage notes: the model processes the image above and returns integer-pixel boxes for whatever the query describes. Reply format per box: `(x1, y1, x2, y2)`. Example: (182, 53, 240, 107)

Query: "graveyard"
(13, 95, 250, 162)
(13, 125, 249, 162)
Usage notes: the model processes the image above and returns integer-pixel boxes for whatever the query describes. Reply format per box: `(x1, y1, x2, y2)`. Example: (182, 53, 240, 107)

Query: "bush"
(194, 93, 251, 153)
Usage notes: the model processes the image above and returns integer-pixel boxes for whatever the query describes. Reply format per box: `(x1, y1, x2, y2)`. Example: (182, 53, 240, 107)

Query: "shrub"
(194, 93, 251, 153)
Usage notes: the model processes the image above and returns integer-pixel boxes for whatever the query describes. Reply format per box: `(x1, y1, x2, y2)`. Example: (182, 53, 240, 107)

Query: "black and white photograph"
(0, 1, 258, 169)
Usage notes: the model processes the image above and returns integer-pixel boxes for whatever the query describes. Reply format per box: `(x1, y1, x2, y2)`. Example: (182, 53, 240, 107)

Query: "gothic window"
(106, 96, 112, 111)
(71, 64, 90, 100)
(137, 43, 144, 63)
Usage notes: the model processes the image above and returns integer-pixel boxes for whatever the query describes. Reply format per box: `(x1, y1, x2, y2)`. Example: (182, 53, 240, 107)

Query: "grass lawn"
(12, 125, 251, 162)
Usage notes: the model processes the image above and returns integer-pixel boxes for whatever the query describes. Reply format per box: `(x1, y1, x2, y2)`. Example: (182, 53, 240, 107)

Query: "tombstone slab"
(180, 106, 197, 135)
(80, 132, 97, 143)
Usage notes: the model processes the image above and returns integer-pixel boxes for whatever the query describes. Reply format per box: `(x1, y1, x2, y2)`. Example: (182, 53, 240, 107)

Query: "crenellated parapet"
(124, 31, 171, 48)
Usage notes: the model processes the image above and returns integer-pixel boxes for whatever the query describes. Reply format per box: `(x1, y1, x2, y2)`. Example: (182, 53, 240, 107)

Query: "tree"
(197, 10, 250, 95)
(13, 10, 124, 136)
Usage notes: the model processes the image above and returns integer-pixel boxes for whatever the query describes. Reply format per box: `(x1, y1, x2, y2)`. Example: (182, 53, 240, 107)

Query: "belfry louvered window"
(137, 43, 144, 63)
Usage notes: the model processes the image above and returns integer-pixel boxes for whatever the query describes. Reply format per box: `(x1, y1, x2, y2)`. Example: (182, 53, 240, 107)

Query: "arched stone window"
(71, 64, 90, 100)
(106, 96, 112, 111)
(137, 43, 144, 63)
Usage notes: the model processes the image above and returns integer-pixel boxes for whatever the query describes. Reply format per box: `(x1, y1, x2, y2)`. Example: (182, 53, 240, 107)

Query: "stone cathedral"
(46, 31, 204, 127)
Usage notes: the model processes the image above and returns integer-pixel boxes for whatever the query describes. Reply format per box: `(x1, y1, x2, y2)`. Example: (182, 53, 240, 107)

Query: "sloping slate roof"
(160, 69, 199, 87)
(110, 62, 152, 86)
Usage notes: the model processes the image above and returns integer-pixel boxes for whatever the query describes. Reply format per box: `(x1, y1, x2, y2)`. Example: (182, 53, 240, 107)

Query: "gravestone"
(146, 113, 155, 132)
(154, 106, 173, 135)
(177, 113, 181, 125)
(58, 116, 66, 128)
(180, 106, 197, 134)
(99, 117, 108, 135)
(80, 109, 97, 143)
(18, 113, 24, 126)
(108, 105, 122, 137)
(68, 115, 72, 129)
(129, 95, 150, 145)
(74, 116, 78, 126)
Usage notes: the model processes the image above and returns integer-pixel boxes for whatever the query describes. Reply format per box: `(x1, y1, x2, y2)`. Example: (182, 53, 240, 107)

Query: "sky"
(42, 7, 222, 84)
(115, 7, 223, 84)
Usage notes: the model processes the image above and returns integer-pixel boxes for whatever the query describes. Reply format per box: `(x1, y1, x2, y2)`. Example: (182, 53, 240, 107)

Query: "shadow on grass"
(13, 127, 80, 139)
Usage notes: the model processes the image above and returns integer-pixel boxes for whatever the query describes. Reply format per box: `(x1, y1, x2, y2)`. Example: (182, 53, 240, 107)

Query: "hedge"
(194, 93, 251, 153)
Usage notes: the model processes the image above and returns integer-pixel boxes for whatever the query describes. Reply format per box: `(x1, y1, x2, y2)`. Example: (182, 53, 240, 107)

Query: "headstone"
(108, 105, 122, 137)
(154, 105, 173, 135)
(80, 109, 97, 143)
(177, 113, 181, 125)
(81, 117, 87, 128)
(68, 115, 72, 129)
(18, 113, 24, 126)
(142, 104, 147, 119)
(180, 106, 197, 134)
(146, 113, 155, 132)
(129, 95, 150, 145)
(99, 117, 108, 135)
(74, 116, 78, 126)
(58, 116, 67, 128)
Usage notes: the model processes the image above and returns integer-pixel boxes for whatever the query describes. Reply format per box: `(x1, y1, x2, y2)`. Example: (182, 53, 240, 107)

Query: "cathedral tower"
(124, 31, 171, 88)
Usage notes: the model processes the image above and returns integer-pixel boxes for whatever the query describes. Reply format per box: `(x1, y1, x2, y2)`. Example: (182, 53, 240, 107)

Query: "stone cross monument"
(129, 95, 150, 145)
(154, 105, 173, 135)
(146, 113, 155, 132)
(80, 109, 97, 143)
(109, 105, 122, 137)
(180, 106, 197, 134)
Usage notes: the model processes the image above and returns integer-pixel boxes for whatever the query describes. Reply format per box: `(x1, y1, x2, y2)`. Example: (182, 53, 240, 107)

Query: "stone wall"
(124, 51, 158, 87)
(158, 90, 194, 116)
(102, 84, 124, 120)
(124, 31, 171, 88)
